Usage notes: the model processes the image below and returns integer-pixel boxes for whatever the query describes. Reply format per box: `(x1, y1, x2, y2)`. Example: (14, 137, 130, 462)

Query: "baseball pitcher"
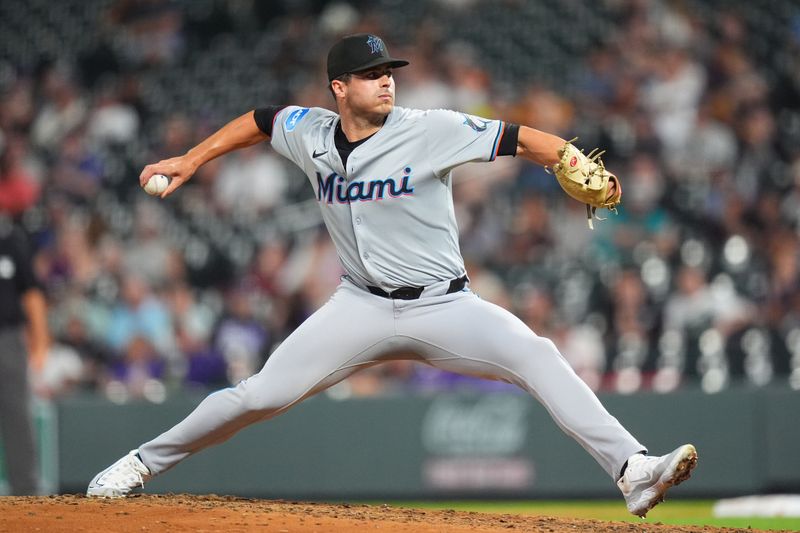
(87, 34, 697, 518)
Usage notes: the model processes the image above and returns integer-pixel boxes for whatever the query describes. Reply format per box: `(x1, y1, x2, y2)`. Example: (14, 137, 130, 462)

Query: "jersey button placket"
(349, 157, 373, 274)
(352, 207, 366, 260)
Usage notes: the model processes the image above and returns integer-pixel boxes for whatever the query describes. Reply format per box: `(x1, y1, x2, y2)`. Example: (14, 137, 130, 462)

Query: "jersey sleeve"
(423, 109, 507, 176)
(253, 106, 286, 137)
(269, 106, 319, 169)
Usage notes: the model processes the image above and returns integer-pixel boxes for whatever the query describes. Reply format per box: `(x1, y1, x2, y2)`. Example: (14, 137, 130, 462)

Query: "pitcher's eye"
(356, 69, 393, 80)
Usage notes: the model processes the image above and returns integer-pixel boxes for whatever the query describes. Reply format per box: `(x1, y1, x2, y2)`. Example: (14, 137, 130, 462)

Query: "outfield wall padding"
(56, 387, 799, 498)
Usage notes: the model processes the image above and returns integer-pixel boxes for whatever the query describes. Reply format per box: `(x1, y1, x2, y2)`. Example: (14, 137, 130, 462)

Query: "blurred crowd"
(1, 0, 799, 402)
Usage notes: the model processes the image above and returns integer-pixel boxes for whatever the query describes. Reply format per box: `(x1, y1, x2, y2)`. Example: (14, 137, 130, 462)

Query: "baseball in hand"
(143, 174, 170, 195)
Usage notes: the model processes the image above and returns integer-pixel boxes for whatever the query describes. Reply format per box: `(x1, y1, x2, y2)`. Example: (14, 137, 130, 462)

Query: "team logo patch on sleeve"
(285, 108, 310, 132)
(462, 114, 490, 132)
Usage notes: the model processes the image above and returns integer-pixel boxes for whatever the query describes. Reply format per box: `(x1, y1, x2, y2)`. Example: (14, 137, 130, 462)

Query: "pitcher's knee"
(534, 336, 562, 357)
(502, 334, 569, 374)
(240, 380, 299, 416)
(505, 330, 561, 357)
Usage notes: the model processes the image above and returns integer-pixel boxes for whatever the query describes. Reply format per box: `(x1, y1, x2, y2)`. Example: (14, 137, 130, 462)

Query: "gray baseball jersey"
(270, 105, 503, 290)
(135, 105, 646, 486)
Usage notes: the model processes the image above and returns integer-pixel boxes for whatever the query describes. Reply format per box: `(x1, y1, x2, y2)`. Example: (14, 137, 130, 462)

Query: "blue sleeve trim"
(490, 120, 505, 161)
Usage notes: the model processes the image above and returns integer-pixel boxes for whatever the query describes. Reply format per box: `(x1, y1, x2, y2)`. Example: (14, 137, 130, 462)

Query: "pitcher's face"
(338, 66, 395, 118)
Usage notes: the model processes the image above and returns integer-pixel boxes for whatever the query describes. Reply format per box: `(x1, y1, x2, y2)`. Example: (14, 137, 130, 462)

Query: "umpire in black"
(0, 215, 49, 495)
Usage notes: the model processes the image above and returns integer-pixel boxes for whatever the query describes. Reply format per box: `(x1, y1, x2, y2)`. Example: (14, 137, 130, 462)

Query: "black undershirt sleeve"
(253, 106, 286, 136)
(497, 123, 520, 157)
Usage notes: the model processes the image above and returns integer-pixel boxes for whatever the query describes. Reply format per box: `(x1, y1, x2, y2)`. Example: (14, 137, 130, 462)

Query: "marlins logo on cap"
(366, 35, 385, 54)
(327, 33, 409, 81)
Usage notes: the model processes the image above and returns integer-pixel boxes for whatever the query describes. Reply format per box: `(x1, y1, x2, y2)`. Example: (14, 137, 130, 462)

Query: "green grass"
(387, 500, 800, 531)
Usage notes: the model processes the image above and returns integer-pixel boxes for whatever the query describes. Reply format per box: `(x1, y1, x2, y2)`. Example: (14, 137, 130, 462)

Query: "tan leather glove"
(553, 140, 622, 229)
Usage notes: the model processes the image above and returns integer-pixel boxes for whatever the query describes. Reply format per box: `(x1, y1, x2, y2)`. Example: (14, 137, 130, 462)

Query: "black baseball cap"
(327, 33, 409, 81)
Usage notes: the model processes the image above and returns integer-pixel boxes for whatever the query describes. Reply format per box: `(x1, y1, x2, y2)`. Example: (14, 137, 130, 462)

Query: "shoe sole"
(86, 487, 127, 498)
(637, 444, 698, 517)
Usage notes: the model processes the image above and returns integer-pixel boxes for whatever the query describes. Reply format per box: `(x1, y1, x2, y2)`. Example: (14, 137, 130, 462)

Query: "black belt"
(367, 275, 468, 300)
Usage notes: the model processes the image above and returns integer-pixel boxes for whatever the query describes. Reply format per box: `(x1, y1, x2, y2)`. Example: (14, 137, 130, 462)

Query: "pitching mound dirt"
(0, 494, 762, 532)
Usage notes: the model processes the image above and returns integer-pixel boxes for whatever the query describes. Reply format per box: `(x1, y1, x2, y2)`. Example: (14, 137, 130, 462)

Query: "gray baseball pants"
(0, 326, 38, 495)
(139, 280, 645, 480)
